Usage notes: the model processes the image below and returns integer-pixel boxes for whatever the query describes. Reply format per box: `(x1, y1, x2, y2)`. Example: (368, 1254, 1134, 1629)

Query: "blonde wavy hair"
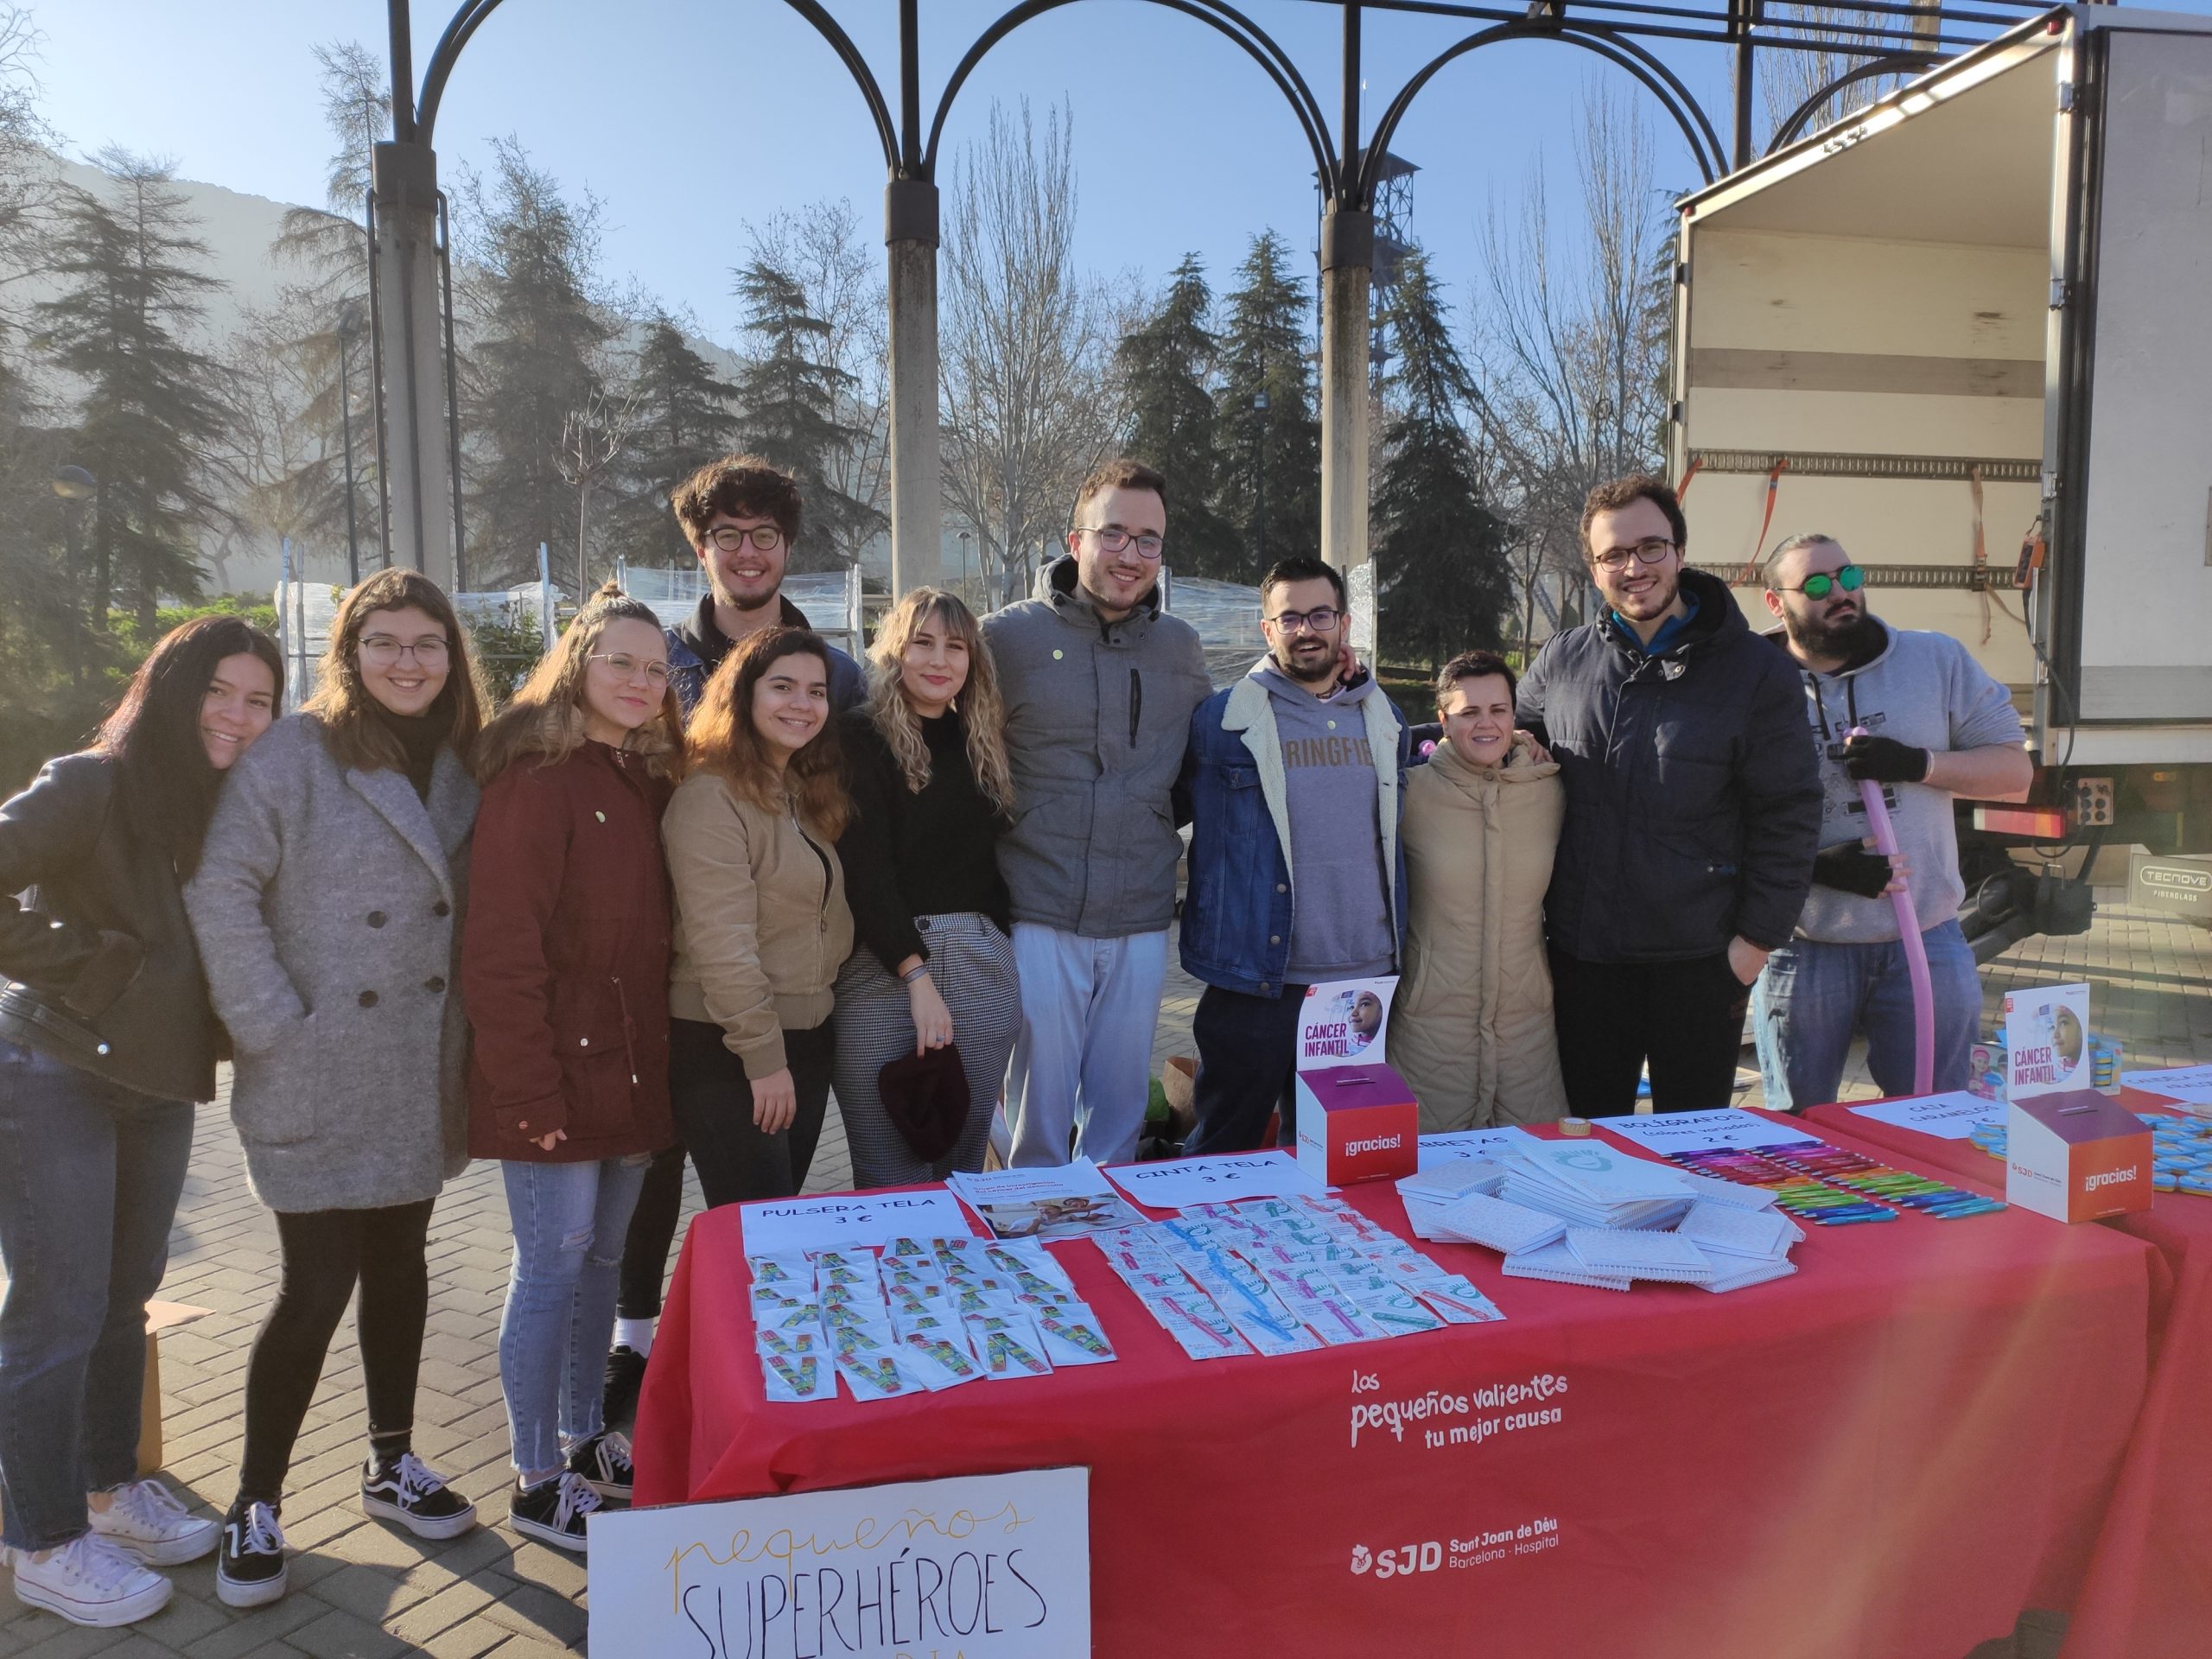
(472, 582, 685, 785)
(865, 588, 1014, 817)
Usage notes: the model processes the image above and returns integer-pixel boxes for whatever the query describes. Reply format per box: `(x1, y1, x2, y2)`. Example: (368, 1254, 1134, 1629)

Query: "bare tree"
(938, 99, 1129, 607)
(1470, 83, 1674, 646)
(1754, 4, 1933, 151)
(557, 377, 642, 594)
(0, 6, 59, 340)
(746, 200, 892, 569)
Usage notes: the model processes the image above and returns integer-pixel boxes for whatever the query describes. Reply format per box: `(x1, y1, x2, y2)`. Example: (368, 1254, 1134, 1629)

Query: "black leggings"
(236, 1199, 434, 1505)
(616, 1144, 689, 1321)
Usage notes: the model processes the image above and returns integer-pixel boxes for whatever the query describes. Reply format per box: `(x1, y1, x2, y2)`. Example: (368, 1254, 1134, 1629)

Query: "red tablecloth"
(1806, 1093, 2212, 1659)
(632, 1125, 2159, 1659)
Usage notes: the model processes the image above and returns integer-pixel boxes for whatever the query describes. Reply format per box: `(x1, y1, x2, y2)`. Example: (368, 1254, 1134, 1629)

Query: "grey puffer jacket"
(982, 556, 1211, 939)
(184, 715, 477, 1213)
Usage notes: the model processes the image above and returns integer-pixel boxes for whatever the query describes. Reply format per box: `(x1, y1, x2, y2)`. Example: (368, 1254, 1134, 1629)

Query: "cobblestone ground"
(3, 902, 2204, 1655)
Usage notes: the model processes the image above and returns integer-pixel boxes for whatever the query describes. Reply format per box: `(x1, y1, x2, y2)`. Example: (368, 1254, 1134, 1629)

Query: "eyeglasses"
(359, 635, 449, 665)
(1592, 537, 1678, 570)
(1077, 525, 1165, 560)
(1778, 563, 1866, 600)
(706, 524, 785, 554)
(1266, 607, 1343, 634)
(588, 652, 671, 688)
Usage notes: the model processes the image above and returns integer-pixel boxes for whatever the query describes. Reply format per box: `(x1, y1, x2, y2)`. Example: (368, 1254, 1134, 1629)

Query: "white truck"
(1671, 3, 2212, 955)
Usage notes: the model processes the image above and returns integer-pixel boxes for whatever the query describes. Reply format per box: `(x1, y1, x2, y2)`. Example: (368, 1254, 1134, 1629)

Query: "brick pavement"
(3, 902, 2206, 1654)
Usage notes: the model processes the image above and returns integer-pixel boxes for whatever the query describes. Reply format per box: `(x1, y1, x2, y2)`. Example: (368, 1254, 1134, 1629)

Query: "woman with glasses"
(662, 626, 854, 1206)
(185, 569, 487, 1606)
(832, 589, 1020, 1188)
(1, 618, 280, 1630)
(461, 584, 683, 1552)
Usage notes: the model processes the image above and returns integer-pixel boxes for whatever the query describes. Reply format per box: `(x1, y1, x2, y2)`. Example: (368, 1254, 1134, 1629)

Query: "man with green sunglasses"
(1755, 534, 2032, 1110)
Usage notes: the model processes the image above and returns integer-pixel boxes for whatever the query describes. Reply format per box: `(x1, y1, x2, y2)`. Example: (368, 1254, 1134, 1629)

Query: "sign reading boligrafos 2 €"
(587, 1467, 1090, 1657)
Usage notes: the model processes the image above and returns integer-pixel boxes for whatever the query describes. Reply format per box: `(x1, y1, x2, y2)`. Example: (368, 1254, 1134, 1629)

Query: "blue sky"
(27, 0, 2212, 345)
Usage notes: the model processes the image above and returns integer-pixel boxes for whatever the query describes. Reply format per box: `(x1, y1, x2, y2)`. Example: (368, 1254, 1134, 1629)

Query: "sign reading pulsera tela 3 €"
(587, 1467, 1090, 1658)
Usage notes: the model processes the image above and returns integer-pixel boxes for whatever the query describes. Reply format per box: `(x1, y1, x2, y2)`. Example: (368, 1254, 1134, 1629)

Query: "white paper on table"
(1675, 1200, 1795, 1261)
(1416, 1127, 1541, 1168)
(2121, 1065, 2212, 1106)
(1103, 1149, 1327, 1211)
(739, 1189, 978, 1255)
(1591, 1108, 1799, 1155)
(1849, 1091, 2004, 1140)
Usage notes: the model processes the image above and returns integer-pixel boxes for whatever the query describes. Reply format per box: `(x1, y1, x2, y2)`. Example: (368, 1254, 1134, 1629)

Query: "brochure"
(946, 1158, 1148, 1241)
(1296, 976, 1397, 1069)
(2001, 982, 2092, 1099)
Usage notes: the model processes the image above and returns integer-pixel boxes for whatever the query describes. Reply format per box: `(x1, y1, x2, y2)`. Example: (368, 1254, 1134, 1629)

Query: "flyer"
(2001, 982, 2092, 1100)
(946, 1158, 1148, 1240)
(1296, 976, 1397, 1069)
(1103, 1149, 1329, 1212)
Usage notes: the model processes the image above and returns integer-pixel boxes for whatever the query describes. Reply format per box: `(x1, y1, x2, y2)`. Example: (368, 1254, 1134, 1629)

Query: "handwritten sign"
(588, 1467, 1090, 1657)
(2120, 1065, 2212, 1106)
(1103, 1149, 1327, 1211)
(1849, 1092, 2003, 1141)
(1592, 1109, 1798, 1155)
(1417, 1127, 1541, 1169)
(739, 1190, 977, 1256)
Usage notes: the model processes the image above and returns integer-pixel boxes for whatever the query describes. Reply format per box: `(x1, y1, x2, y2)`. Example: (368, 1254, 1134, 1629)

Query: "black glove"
(1840, 734, 1929, 784)
(1812, 842, 1896, 899)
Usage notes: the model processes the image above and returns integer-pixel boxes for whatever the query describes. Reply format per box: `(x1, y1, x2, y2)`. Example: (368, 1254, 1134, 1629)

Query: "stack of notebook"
(1496, 1139, 1694, 1231)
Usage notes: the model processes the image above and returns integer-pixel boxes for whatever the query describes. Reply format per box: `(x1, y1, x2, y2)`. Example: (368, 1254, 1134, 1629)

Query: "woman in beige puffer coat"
(1390, 652, 1569, 1129)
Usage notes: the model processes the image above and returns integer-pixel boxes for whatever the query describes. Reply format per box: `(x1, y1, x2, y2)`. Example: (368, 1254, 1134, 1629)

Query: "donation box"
(1292, 976, 1417, 1186)
(2005, 1090, 2152, 1223)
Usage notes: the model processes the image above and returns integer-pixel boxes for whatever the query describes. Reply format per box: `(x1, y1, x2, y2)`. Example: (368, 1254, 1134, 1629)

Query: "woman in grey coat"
(183, 570, 486, 1608)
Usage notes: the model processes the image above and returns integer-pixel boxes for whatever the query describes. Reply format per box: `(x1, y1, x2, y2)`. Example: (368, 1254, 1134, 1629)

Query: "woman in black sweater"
(833, 589, 1019, 1187)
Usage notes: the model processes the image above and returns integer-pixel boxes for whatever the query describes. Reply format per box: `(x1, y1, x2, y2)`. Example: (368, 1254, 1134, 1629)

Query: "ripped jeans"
(497, 1155, 652, 1477)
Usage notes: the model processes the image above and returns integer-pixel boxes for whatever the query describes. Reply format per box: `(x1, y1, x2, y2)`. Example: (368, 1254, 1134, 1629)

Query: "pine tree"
(35, 152, 230, 635)
(1116, 255, 1241, 581)
(731, 258, 883, 572)
(1372, 249, 1514, 669)
(1215, 231, 1321, 582)
(606, 315, 741, 569)
(459, 139, 614, 589)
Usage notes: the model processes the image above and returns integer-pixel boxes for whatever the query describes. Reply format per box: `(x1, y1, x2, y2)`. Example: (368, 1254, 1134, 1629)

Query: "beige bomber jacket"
(664, 768, 855, 1079)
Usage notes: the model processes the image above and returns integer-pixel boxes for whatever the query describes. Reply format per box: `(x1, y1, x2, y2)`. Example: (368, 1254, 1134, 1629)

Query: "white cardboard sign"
(738, 1190, 978, 1256)
(588, 1467, 1090, 1657)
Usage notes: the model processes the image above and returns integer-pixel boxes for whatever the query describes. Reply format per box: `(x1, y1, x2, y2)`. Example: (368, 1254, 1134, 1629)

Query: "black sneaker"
(568, 1429, 633, 1503)
(508, 1471, 601, 1553)
(360, 1452, 477, 1541)
(215, 1500, 288, 1609)
(601, 1344, 648, 1429)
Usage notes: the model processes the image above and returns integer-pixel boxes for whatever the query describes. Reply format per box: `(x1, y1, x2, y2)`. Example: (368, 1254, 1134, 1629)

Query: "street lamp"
(957, 531, 972, 606)
(53, 465, 96, 677)
(1252, 388, 1269, 584)
(337, 304, 365, 584)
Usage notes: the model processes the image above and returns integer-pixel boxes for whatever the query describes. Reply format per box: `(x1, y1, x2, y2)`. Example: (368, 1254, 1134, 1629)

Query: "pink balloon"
(1847, 726, 1934, 1094)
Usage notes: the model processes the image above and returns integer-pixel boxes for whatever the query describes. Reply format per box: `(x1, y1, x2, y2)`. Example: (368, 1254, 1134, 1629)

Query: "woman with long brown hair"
(185, 569, 487, 1606)
(663, 626, 853, 1207)
(1, 617, 280, 1630)
(461, 583, 682, 1552)
(833, 589, 1020, 1187)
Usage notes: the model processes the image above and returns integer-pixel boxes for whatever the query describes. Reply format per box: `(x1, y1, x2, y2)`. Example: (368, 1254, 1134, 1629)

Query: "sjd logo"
(1351, 1541, 1440, 1579)
(1349, 1545, 1372, 1574)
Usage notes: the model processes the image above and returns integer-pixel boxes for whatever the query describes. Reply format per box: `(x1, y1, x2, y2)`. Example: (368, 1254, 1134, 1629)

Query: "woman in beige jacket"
(1391, 651, 1569, 1129)
(664, 627, 855, 1205)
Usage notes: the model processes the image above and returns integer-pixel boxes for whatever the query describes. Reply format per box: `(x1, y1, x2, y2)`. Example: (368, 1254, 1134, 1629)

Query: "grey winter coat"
(183, 715, 477, 1213)
(981, 556, 1211, 939)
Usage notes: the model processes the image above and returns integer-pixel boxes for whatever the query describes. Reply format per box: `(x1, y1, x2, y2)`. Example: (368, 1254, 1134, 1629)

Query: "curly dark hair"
(1579, 474, 1688, 560)
(671, 454, 804, 550)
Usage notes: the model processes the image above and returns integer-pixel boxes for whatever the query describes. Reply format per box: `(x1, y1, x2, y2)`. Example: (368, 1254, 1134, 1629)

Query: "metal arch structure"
(365, 0, 2055, 597)
(1765, 52, 1950, 153)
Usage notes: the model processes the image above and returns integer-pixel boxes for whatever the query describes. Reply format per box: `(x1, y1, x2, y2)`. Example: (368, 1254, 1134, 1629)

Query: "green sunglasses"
(1782, 563, 1866, 600)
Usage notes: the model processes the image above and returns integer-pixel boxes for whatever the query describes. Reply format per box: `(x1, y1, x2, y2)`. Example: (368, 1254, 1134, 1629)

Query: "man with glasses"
(982, 458, 1211, 1166)
(1516, 474, 1821, 1113)
(1753, 532, 2028, 1109)
(662, 454, 864, 716)
(1179, 554, 1409, 1153)
(600, 454, 863, 1434)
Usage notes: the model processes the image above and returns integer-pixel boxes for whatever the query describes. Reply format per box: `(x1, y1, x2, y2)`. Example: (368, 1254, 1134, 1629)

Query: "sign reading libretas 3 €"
(587, 1468, 1090, 1657)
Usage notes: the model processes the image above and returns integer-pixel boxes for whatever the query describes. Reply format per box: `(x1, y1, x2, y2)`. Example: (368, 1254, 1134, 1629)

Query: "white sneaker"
(87, 1478, 221, 1566)
(10, 1530, 172, 1627)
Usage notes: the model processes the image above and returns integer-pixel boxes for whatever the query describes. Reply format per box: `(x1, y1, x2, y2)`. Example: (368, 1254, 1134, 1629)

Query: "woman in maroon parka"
(461, 584, 682, 1554)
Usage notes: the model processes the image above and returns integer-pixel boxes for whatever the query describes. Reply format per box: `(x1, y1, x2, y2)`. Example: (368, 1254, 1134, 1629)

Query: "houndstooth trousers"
(832, 912, 1020, 1189)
